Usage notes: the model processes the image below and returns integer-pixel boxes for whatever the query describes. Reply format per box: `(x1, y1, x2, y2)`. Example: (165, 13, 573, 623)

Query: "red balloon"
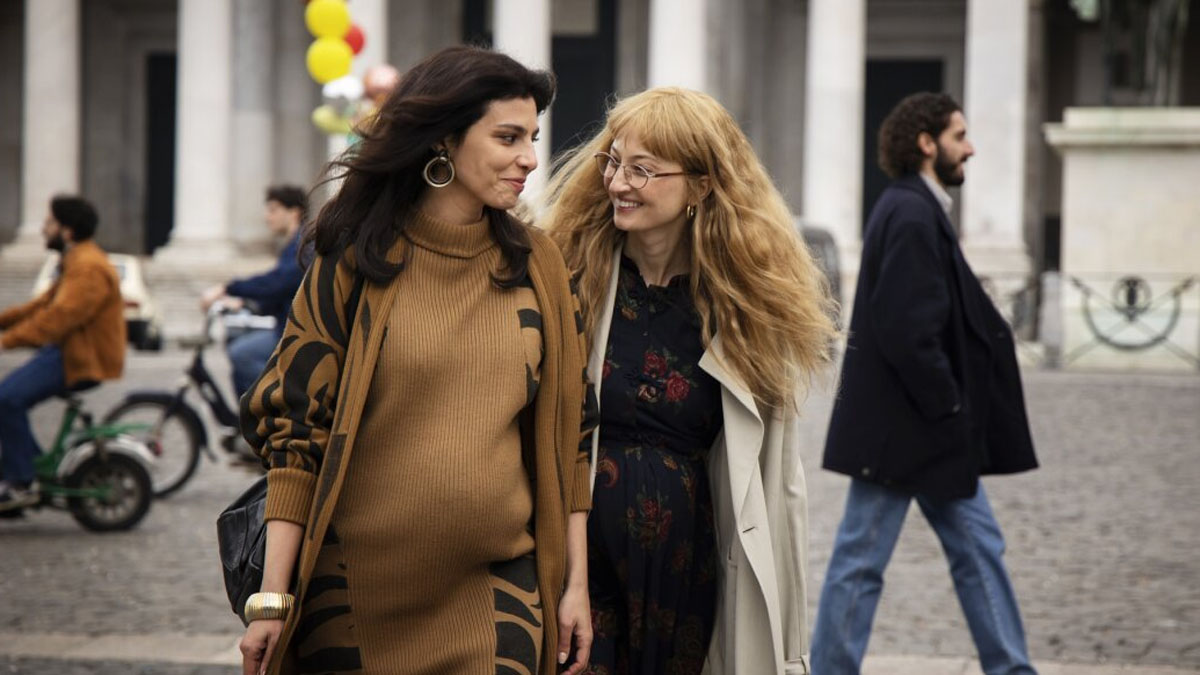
(344, 24, 365, 55)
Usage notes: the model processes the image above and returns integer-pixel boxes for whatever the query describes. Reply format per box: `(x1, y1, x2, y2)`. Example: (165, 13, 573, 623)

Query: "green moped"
(13, 387, 155, 531)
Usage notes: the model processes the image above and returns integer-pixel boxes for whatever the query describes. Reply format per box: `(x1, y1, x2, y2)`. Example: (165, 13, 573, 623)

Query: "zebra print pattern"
(294, 526, 363, 674)
(518, 306, 544, 407)
(491, 554, 543, 674)
(239, 253, 364, 478)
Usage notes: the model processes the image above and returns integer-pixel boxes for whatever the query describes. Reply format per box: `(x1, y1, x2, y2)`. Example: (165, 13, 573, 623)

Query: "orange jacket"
(0, 240, 126, 386)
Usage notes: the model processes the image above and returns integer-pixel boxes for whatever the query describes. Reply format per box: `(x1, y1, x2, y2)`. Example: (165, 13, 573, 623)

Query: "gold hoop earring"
(686, 204, 697, 220)
(423, 150, 455, 188)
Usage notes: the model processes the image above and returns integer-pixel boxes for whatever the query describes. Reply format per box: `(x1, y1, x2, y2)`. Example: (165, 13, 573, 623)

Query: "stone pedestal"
(1045, 108, 1200, 371)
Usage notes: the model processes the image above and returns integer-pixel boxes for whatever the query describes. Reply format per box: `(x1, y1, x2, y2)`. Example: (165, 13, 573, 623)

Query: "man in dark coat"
(811, 93, 1039, 675)
(200, 185, 307, 398)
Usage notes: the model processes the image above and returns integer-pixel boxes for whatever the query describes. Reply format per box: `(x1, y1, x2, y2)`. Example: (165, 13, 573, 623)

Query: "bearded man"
(0, 196, 125, 511)
(813, 93, 1040, 675)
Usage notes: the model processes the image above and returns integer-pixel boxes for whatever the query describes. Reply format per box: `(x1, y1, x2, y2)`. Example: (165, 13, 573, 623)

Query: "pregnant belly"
(332, 440, 536, 594)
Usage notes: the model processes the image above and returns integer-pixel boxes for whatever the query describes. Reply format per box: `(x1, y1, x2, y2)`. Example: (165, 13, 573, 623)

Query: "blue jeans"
(811, 479, 1036, 675)
(226, 328, 279, 399)
(0, 346, 68, 484)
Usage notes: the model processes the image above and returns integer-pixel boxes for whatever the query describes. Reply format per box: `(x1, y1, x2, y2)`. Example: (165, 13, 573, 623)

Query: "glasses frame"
(593, 152, 695, 189)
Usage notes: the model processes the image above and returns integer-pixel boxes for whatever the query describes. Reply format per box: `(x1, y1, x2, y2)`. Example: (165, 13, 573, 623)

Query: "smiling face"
(604, 133, 693, 235)
(445, 97, 540, 212)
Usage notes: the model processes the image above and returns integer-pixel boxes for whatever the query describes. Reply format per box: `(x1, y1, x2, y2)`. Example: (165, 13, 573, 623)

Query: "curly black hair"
(877, 93, 961, 178)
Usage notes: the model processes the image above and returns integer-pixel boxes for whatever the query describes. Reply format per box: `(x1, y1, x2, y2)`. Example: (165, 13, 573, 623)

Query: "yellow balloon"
(311, 105, 353, 135)
(304, 0, 351, 39)
(306, 38, 353, 84)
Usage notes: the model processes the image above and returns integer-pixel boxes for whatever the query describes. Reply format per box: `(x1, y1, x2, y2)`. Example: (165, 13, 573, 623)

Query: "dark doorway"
(548, 2, 616, 155)
(144, 52, 177, 254)
(462, 0, 616, 157)
(862, 59, 943, 231)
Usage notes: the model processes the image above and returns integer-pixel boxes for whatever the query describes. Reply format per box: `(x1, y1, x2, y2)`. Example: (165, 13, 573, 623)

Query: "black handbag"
(215, 271, 363, 625)
(216, 476, 267, 625)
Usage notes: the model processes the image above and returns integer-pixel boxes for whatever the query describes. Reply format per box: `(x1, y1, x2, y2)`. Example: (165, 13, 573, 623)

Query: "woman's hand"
(556, 583, 592, 675)
(240, 618, 283, 675)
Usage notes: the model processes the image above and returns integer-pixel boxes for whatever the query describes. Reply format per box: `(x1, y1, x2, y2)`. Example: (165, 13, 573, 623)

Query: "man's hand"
(201, 284, 228, 311)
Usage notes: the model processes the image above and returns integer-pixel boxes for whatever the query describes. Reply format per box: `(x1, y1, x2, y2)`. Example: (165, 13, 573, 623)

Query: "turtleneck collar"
(405, 209, 495, 258)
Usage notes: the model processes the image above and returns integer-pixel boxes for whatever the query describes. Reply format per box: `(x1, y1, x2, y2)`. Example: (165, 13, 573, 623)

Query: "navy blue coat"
(225, 232, 304, 332)
(822, 175, 1038, 499)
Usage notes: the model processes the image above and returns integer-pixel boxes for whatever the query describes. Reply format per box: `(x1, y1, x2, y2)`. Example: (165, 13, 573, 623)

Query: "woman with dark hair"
(238, 46, 596, 675)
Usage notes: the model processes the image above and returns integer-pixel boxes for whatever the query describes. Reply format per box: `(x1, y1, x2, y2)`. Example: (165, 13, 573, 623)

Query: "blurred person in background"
(544, 87, 837, 675)
(812, 92, 1039, 675)
(201, 185, 307, 399)
(0, 196, 125, 511)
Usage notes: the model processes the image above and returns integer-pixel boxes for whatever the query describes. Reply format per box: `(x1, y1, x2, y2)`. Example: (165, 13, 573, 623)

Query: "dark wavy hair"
(877, 93, 961, 178)
(305, 46, 556, 286)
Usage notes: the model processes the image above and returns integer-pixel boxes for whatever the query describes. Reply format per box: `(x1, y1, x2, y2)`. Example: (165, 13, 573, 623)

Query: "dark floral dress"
(585, 255, 723, 675)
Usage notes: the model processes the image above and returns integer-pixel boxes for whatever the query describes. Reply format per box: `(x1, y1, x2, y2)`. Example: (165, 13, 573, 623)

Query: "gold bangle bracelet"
(244, 592, 295, 622)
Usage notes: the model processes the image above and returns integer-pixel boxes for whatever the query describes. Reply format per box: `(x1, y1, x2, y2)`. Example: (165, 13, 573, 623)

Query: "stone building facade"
(1, 0, 1198, 348)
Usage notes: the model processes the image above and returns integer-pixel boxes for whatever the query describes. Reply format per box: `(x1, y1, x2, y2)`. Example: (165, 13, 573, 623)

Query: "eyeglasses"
(593, 152, 693, 190)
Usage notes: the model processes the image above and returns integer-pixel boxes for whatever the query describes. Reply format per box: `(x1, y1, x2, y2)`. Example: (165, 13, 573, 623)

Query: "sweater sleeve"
(238, 252, 359, 525)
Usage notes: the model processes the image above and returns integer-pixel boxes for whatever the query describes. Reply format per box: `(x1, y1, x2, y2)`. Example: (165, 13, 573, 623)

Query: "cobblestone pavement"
(1, 348, 1197, 673)
(802, 369, 1200, 670)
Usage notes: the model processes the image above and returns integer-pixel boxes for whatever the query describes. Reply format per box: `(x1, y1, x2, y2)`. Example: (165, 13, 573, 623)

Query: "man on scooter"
(0, 196, 125, 511)
(200, 185, 307, 399)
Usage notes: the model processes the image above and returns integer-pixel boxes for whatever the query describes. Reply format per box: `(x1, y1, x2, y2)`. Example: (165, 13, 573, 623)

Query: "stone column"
(648, 0, 707, 91)
(349, 0, 386, 78)
(961, 0, 1032, 283)
(801, 0, 865, 283)
(159, 0, 234, 262)
(494, 0, 551, 200)
(230, 0, 275, 251)
(273, 0, 322, 188)
(8, 0, 80, 257)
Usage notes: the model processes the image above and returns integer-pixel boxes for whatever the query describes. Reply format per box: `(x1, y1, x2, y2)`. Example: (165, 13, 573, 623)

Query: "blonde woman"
(542, 88, 836, 674)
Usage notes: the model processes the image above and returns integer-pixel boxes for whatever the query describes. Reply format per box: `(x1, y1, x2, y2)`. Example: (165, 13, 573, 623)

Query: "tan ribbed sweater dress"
(296, 211, 546, 673)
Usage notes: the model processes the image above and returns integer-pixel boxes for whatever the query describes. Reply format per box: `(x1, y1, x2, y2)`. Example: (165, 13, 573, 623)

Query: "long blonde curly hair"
(541, 87, 838, 409)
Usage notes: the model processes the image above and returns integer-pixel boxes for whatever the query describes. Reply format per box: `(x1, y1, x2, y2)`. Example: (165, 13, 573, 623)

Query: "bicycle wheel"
(104, 396, 202, 498)
(66, 452, 153, 532)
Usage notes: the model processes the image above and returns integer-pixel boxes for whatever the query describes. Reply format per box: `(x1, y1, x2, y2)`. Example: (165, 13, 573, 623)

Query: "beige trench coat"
(586, 248, 811, 674)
